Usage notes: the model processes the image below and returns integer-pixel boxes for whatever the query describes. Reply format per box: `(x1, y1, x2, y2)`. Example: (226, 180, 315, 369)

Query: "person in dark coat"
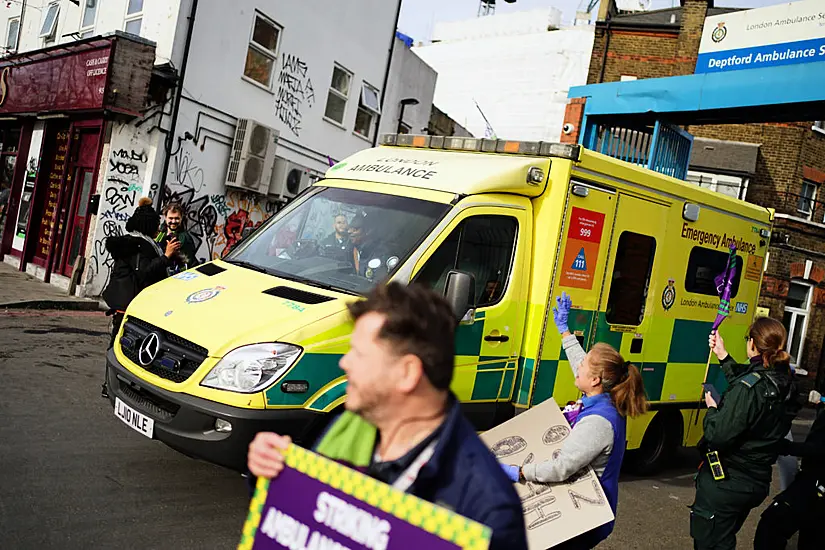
(101, 197, 180, 397)
(248, 283, 527, 550)
(690, 317, 794, 550)
(753, 388, 825, 550)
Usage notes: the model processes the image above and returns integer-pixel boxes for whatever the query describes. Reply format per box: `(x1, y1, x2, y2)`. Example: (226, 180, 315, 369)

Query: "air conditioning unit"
(225, 119, 279, 195)
(269, 158, 312, 200)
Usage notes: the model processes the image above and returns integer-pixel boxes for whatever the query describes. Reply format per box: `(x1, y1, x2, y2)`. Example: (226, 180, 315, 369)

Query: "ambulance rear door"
(529, 180, 618, 407)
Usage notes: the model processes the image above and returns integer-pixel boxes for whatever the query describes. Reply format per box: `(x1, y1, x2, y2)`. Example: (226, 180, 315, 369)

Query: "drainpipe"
(372, 0, 403, 146)
(155, 0, 199, 213)
(598, 15, 612, 84)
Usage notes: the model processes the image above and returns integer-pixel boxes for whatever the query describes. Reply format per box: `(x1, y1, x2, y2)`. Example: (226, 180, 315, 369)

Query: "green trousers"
(690, 467, 769, 550)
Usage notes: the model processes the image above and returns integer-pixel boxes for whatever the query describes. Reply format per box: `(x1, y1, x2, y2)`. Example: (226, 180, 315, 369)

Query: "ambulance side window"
(414, 215, 518, 308)
(685, 247, 744, 298)
(606, 231, 656, 326)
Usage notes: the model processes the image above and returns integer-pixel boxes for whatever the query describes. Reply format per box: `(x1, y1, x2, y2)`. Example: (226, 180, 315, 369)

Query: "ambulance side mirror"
(445, 270, 476, 324)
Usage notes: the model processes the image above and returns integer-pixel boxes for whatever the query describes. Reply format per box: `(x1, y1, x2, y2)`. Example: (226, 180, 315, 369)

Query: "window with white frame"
(40, 2, 60, 39)
(6, 17, 19, 52)
(80, 0, 99, 34)
(686, 170, 748, 200)
(242, 12, 281, 89)
(797, 180, 817, 219)
(783, 281, 813, 366)
(324, 65, 352, 125)
(814, 121, 825, 133)
(354, 83, 381, 139)
(124, 0, 143, 36)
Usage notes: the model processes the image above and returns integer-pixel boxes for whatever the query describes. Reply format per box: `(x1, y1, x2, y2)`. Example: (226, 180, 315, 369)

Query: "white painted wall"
(379, 37, 437, 136)
(413, 10, 594, 142)
(0, 0, 187, 66)
(82, 121, 165, 296)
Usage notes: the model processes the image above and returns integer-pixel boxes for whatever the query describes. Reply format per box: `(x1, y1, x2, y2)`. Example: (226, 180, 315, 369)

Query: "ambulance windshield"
(224, 186, 450, 295)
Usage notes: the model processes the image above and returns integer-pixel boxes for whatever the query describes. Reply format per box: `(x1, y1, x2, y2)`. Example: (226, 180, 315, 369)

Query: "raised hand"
(553, 291, 572, 334)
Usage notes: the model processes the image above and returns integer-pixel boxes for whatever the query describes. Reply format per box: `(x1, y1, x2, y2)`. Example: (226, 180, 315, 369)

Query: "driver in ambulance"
(347, 214, 399, 282)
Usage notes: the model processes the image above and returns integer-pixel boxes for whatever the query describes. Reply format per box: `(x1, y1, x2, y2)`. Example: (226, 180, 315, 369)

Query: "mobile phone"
(702, 383, 721, 404)
(706, 450, 726, 481)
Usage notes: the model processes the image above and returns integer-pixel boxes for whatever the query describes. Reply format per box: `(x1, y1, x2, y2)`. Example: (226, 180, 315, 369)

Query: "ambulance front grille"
(120, 317, 208, 383)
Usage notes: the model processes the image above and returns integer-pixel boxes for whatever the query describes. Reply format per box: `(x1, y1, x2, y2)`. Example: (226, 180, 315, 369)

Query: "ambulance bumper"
(106, 348, 325, 472)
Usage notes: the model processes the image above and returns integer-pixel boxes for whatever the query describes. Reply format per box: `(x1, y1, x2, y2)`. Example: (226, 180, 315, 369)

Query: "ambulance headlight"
(201, 343, 302, 393)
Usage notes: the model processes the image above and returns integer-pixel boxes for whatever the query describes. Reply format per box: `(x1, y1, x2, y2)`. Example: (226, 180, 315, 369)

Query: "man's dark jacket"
(102, 234, 169, 312)
(250, 396, 527, 550)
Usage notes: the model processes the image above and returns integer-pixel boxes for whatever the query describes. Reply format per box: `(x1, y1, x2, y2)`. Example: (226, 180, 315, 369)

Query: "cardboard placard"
(480, 398, 614, 549)
(239, 445, 491, 550)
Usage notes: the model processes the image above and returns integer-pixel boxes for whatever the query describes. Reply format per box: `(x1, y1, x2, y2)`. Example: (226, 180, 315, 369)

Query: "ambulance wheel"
(624, 411, 681, 476)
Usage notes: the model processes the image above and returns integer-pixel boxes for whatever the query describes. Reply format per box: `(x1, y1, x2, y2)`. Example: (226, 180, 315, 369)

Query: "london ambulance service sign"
(696, 0, 825, 74)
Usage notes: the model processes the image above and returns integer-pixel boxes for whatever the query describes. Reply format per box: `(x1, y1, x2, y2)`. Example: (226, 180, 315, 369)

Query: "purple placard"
(251, 465, 461, 550)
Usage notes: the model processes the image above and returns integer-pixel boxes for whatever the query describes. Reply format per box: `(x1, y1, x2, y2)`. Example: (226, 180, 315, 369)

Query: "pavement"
(0, 309, 815, 549)
(0, 260, 102, 311)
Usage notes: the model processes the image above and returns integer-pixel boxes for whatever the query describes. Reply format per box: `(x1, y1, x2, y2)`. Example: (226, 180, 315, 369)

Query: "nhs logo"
(735, 302, 748, 314)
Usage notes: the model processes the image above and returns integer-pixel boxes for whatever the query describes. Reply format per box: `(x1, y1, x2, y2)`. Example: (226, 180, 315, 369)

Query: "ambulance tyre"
(625, 411, 681, 476)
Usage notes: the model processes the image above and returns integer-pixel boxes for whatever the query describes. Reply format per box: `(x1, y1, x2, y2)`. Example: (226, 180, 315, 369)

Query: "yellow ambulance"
(107, 134, 773, 473)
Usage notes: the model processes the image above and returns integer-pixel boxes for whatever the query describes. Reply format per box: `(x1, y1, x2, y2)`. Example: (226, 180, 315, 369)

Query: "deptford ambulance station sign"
(696, 0, 825, 74)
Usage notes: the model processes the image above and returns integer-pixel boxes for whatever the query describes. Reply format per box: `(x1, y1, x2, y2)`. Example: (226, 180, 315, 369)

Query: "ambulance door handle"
(485, 334, 509, 343)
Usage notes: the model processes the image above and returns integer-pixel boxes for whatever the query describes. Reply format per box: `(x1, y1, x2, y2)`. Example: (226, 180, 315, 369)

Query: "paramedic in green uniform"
(689, 317, 793, 550)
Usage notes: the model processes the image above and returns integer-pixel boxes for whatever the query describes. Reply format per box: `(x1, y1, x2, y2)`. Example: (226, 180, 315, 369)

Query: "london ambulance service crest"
(662, 279, 676, 311)
(711, 22, 727, 43)
(185, 286, 226, 304)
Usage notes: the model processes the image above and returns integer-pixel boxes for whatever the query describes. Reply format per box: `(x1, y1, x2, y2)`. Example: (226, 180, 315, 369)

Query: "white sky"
(399, 0, 792, 43)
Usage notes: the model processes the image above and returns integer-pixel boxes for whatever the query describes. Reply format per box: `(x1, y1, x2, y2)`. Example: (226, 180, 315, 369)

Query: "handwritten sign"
(239, 445, 491, 550)
(559, 207, 605, 290)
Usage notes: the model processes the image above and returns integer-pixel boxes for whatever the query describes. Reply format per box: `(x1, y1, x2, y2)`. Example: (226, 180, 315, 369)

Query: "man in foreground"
(248, 282, 527, 549)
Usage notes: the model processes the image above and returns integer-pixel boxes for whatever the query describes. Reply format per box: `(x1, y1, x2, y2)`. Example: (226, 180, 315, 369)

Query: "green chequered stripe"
(668, 319, 714, 363)
(266, 352, 344, 406)
(499, 368, 515, 399)
(308, 378, 347, 411)
(455, 317, 486, 357)
(282, 445, 492, 549)
(530, 359, 559, 406)
(238, 477, 271, 549)
(639, 362, 666, 401)
(592, 312, 623, 351)
(472, 370, 503, 400)
(515, 357, 536, 406)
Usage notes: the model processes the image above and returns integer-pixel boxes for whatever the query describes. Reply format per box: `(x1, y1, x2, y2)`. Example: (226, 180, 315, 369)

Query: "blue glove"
(553, 292, 572, 334)
(501, 463, 520, 483)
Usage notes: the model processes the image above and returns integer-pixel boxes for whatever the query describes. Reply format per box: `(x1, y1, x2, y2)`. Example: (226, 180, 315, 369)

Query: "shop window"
(80, 0, 98, 32)
(797, 181, 817, 220)
(324, 65, 352, 125)
(414, 215, 518, 308)
(124, 0, 143, 37)
(606, 232, 656, 326)
(354, 83, 381, 139)
(6, 17, 19, 52)
(685, 246, 743, 298)
(783, 281, 812, 366)
(242, 12, 281, 89)
(39, 3, 60, 39)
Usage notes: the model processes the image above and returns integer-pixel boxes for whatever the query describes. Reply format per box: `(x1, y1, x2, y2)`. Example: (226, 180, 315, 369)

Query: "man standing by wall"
(248, 283, 527, 549)
(155, 202, 199, 272)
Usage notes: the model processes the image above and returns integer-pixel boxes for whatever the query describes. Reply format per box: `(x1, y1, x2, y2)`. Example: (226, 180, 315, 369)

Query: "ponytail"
(587, 343, 649, 418)
(611, 363, 648, 418)
(749, 317, 791, 370)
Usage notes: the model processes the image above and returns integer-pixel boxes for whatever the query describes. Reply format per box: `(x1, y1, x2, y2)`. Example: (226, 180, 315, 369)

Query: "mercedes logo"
(138, 332, 161, 366)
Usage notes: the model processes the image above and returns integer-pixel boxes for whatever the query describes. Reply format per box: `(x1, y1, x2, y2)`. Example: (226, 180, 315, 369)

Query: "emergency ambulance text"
(680, 223, 757, 255)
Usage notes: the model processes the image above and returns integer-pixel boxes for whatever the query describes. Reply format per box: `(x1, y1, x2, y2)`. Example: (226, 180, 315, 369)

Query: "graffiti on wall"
(86, 135, 150, 293)
(275, 53, 315, 137)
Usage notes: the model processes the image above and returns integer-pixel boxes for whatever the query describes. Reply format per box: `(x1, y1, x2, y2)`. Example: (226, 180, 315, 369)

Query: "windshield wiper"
(269, 270, 359, 296)
(224, 259, 271, 275)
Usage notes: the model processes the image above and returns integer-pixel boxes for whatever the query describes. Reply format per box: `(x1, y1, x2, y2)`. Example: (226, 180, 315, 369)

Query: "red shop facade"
(0, 34, 154, 284)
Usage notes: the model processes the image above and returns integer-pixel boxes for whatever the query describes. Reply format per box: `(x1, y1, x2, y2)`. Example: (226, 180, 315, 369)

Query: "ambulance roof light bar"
(379, 134, 580, 161)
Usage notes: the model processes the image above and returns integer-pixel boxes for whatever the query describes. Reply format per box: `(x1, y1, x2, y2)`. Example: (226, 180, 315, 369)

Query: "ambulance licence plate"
(114, 397, 154, 438)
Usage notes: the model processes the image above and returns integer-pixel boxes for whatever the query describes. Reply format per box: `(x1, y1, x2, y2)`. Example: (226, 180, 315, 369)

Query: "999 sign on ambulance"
(106, 134, 772, 473)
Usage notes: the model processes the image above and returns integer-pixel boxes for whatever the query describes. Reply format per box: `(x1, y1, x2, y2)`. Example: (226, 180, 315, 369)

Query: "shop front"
(0, 34, 155, 286)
